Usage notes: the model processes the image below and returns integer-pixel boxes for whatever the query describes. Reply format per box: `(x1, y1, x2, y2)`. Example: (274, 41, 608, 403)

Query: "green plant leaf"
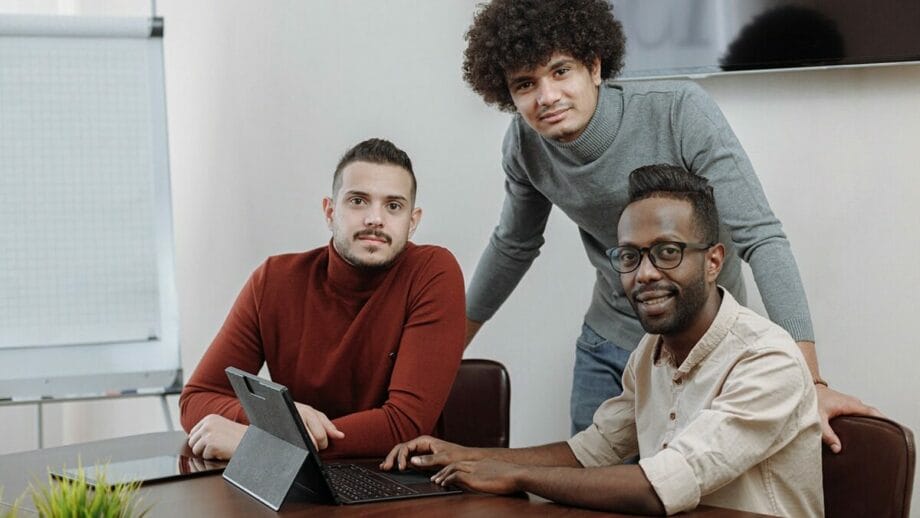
(29, 463, 148, 518)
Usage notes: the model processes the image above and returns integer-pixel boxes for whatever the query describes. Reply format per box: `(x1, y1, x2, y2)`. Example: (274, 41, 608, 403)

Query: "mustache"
(630, 283, 678, 299)
(538, 102, 571, 117)
(353, 229, 392, 244)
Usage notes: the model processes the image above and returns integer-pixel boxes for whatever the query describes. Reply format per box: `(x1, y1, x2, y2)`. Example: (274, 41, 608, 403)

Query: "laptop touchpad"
(379, 470, 434, 485)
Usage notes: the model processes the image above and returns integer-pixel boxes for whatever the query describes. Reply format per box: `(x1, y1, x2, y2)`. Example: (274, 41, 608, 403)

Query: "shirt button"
(669, 412, 676, 420)
(662, 443, 668, 449)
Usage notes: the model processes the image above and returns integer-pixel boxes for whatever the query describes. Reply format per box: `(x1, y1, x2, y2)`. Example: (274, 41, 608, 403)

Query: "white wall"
(2, 1, 919, 513)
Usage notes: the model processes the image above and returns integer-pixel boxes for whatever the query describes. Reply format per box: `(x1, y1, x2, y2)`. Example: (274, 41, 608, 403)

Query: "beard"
(628, 270, 709, 336)
(333, 229, 398, 271)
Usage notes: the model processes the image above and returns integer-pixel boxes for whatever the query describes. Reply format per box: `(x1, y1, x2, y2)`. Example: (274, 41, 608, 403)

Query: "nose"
(633, 251, 663, 284)
(536, 79, 561, 107)
(364, 205, 383, 227)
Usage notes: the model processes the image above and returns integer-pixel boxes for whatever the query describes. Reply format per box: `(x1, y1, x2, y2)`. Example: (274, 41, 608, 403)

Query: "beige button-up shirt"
(568, 290, 822, 517)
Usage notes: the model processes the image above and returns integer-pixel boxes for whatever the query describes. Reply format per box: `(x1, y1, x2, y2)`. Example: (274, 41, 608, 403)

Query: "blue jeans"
(570, 323, 633, 436)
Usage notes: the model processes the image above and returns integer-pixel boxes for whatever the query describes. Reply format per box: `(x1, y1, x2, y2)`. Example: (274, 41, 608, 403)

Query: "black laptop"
(223, 367, 461, 510)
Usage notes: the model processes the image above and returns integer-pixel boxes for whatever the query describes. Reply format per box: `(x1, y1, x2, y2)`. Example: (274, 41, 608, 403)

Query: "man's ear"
(706, 243, 725, 282)
(322, 197, 335, 231)
(408, 207, 422, 238)
(590, 56, 602, 86)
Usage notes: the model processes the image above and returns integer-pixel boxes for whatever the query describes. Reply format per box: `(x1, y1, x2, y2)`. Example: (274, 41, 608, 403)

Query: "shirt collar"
(325, 240, 409, 295)
(651, 287, 741, 381)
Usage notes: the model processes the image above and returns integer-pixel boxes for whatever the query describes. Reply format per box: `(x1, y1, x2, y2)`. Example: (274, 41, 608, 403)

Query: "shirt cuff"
(639, 448, 701, 515)
(566, 425, 623, 467)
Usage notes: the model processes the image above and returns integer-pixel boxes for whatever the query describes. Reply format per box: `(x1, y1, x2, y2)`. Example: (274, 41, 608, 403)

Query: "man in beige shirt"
(382, 164, 823, 516)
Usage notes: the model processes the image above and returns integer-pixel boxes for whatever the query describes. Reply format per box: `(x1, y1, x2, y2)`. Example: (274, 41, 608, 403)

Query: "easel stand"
(0, 389, 181, 449)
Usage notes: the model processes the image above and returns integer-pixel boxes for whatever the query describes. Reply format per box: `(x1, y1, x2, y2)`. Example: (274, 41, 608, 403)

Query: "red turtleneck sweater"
(179, 242, 465, 458)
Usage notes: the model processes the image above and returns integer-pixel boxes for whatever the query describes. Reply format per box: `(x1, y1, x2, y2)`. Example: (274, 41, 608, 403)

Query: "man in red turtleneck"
(180, 138, 465, 460)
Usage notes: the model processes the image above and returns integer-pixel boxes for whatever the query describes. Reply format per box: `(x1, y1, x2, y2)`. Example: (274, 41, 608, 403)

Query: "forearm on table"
(478, 441, 582, 467)
(515, 464, 664, 515)
(324, 407, 408, 458)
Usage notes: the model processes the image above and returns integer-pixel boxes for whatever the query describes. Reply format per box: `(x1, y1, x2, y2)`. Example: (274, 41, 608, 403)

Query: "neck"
(546, 83, 622, 163)
(660, 287, 722, 366)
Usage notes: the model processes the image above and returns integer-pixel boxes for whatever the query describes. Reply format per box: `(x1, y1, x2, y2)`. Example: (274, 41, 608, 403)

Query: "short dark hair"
(627, 164, 720, 244)
(462, 0, 626, 112)
(333, 138, 416, 201)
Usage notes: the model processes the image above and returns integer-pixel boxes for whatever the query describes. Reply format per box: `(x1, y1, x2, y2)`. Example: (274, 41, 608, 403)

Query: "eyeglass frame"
(606, 241, 714, 274)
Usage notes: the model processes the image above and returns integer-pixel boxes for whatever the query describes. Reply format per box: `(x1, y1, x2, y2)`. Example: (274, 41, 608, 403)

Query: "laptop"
(223, 367, 461, 509)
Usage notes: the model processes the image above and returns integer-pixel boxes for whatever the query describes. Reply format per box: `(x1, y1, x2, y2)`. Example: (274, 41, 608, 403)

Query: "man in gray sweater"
(462, 0, 879, 447)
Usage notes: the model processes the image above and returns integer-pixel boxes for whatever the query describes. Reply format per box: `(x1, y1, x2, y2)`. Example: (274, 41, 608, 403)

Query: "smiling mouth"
(638, 294, 673, 306)
(633, 289, 677, 314)
(539, 108, 569, 122)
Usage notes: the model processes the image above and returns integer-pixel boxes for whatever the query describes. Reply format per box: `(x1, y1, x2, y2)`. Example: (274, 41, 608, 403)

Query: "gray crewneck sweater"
(467, 80, 813, 350)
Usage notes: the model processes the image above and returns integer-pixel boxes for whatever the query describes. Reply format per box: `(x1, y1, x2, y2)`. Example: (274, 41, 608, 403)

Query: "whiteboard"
(0, 15, 180, 401)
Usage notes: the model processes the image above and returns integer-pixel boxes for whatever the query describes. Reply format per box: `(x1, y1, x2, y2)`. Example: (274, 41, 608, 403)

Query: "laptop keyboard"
(325, 464, 416, 502)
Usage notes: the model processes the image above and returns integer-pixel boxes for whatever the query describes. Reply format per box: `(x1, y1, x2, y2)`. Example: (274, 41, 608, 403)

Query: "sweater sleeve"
(178, 264, 267, 432)
(677, 83, 814, 342)
(466, 125, 553, 323)
(323, 249, 466, 458)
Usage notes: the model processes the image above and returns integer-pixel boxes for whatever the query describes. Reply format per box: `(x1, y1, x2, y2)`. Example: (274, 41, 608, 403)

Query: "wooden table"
(0, 432, 772, 517)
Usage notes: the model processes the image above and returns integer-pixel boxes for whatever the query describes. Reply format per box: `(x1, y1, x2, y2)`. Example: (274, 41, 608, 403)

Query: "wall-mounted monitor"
(612, 0, 920, 79)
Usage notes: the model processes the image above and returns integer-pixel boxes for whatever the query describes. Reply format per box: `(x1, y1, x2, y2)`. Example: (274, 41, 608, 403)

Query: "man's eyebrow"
(547, 58, 577, 70)
(507, 71, 534, 86)
(617, 235, 684, 247)
(342, 189, 409, 203)
(508, 58, 578, 85)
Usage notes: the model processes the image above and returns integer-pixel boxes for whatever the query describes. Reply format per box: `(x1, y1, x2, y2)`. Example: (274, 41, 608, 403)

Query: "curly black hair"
(463, 0, 626, 112)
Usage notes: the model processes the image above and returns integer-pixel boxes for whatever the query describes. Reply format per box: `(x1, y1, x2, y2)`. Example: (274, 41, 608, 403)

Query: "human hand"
(293, 402, 344, 450)
(817, 384, 884, 453)
(380, 435, 479, 471)
(187, 414, 247, 460)
(431, 459, 523, 494)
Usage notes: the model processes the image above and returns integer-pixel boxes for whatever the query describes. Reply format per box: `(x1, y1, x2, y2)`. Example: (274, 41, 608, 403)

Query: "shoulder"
(253, 246, 327, 285)
(397, 243, 463, 277)
(731, 306, 798, 352)
(723, 306, 810, 381)
(397, 244, 465, 308)
(617, 80, 717, 118)
(616, 79, 708, 100)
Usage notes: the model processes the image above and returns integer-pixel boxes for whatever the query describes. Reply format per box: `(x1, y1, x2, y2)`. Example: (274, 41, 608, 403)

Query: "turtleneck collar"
(325, 240, 409, 296)
(543, 81, 623, 163)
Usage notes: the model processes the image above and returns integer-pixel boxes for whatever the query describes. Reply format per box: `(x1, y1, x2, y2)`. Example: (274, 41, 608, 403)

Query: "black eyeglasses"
(606, 241, 713, 274)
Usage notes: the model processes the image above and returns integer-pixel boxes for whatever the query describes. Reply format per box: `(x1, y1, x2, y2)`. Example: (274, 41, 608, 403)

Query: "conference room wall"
(2, 4, 918, 508)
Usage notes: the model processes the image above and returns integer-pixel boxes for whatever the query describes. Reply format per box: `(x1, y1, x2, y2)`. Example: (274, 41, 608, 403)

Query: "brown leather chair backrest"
(823, 415, 915, 518)
(440, 359, 510, 448)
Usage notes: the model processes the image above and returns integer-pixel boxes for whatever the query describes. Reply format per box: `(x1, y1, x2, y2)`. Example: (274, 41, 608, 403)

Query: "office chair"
(823, 415, 915, 518)
(440, 359, 510, 448)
